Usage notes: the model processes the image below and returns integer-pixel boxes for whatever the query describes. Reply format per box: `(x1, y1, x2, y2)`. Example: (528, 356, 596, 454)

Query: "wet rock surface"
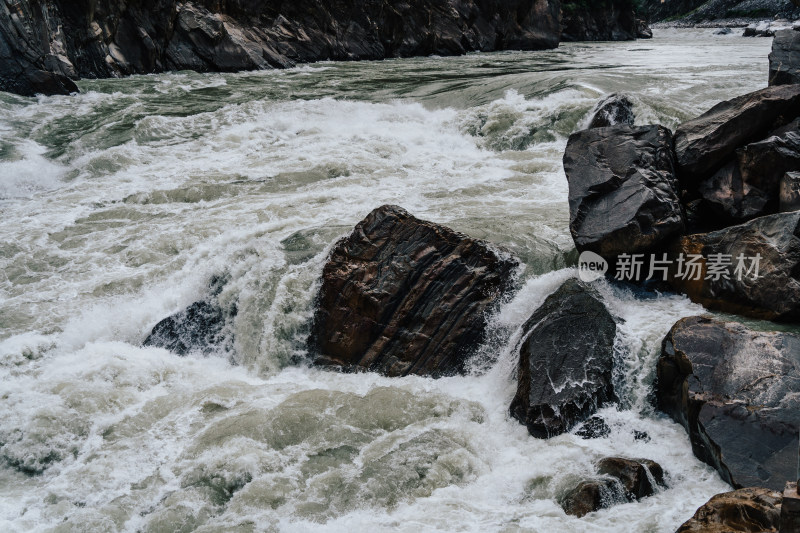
(310, 205, 518, 378)
(510, 279, 617, 438)
(587, 93, 635, 129)
(677, 487, 783, 533)
(770, 29, 800, 86)
(667, 212, 800, 321)
(0, 0, 561, 96)
(564, 124, 684, 260)
(673, 84, 800, 185)
(656, 316, 800, 490)
(561, 457, 665, 517)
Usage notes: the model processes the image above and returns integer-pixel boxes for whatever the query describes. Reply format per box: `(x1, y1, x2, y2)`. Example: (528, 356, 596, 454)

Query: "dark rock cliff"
(560, 0, 638, 41)
(0, 0, 561, 96)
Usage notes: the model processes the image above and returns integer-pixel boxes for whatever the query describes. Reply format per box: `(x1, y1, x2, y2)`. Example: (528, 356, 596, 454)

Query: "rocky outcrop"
(677, 487, 783, 533)
(309, 205, 518, 378)
(587, 93, 635, 129)
(667, 212, 800, 321)
(781, 171, 800, 212)
(560, 0, 637, 42)
(564, 124, 684, 260)
(657, 316, 800, 490)
(143, 276, 234, 355)
(560, 457, 665, 517)
(673, 84, 800, 185)
(510, 279, 617, 438)
(0, 0, 562, 97)
(770, 29, 800, 86)
(635, 19, 652, 39)
(643, 0, 800, 24)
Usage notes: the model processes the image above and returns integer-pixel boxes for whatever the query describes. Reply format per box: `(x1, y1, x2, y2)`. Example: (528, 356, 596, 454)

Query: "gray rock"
(770, 29, 800, 86)
(657, 316, 800, 490)
(667, 212, 800, 321)
(310, 205, 518, 377)
(588, 93, 635, 129)
(674, 85, 800, 185)
(564, 125, 684, 260)
(510, 279, 617, 438)
(713, 27, 732, 35)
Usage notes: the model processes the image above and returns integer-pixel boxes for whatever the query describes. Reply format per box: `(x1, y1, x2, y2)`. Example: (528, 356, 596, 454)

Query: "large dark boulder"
(656, 316, 800, 490)
(309, 205, 518, 378)
(0, 0, 561, 97)
(587, 93, 635, 129)
(564, 125, 684, 260)
(667, 211, 800, 321)
(696, 119, 800, 223)
(770, 29, 800, 86)
(560, 457, 665, 517)
(673, 85, 800, 185)
(677, 487, 783, 533)
(510, 279, 617, 438)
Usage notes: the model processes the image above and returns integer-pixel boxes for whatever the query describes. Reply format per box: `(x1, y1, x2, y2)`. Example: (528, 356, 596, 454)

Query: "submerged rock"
(510, 279, 617, 438)
(667, 211, 800, 321)
(561, 457, 665, 517)
(143, 276, 233, 356)
(310, 205, 518, 377)
(564, 125, 684, 260)
(673, 84, 800, 184)
(587, 93, 635, 129)
(656, 316, 800, 490)
(677, 487, 782, 533)
(0, 0, 561, 97)
(575, 416, 611, 439)
(771, 29, 800, 86)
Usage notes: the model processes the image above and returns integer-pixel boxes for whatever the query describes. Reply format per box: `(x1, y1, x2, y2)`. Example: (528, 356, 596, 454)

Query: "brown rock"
(596, 457, 664, 500)
(677, 487, 782, 533)
(309, 205, 518, 377)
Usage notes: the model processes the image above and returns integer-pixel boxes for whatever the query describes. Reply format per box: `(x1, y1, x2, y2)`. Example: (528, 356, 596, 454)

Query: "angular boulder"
(636, 20, 653, 39)
(657, 316, 800, 490)
(561, 457, 665, 517)
(587, 93, 635, 129)
(510, 279, 617, 438)
(677, 487, 782, 533)
(564, 125, 684, 259)
(309, 205, 518, 377)
(769, 29, 800, 86)
(674, 85, 800, 184)
(667, 211, 800, 321)
(781, 171, 800, 212)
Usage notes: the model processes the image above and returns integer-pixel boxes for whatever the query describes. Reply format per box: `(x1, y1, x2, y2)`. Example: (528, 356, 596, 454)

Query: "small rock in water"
(713, 28, 732, 35)
(575, 416, 611, 439)
(633, 430, 650, 442)
(587, 93, 635, 129)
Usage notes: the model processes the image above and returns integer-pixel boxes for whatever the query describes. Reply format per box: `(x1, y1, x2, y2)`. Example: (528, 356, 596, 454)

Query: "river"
(0, 29, 774, 532)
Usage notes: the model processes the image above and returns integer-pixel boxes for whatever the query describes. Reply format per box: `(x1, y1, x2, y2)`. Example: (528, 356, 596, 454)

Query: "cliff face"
(641, 0, 800, 23)
(560, 0, 638, 41)
(0, 0, 561, 96)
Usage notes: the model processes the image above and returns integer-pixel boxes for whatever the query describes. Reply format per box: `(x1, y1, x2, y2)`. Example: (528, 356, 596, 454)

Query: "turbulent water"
(0, 29, 777, 532)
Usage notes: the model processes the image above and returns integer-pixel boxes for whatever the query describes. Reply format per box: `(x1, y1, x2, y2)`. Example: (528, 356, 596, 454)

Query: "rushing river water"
(0, 29, 777, 532)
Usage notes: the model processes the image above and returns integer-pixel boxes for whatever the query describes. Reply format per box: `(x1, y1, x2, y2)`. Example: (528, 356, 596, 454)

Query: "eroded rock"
(588, 93, 635, 129)
(677, 487, 782, 533)
(310, 205, 518, 377)
(657, 316, 800, 490)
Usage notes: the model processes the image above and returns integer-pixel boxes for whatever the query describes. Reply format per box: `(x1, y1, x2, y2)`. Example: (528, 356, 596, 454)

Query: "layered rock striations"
(0, 0, 561, 96)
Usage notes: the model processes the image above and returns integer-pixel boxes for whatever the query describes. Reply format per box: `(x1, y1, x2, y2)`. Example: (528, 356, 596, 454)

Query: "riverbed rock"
(510, 279, 617, 438)
(770, 29, 800, 86)
(564, 125, 684, 260)
(673, 84, 800, 184)
(667, 211, 800, 321)
(561, 457, 665, 517)
(588, 93, 635, 129)
(310, 205, 518, 378)
(677, 487, 783, 533)
(656, 316, 800, 490)
(0, 0, 561, 97)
